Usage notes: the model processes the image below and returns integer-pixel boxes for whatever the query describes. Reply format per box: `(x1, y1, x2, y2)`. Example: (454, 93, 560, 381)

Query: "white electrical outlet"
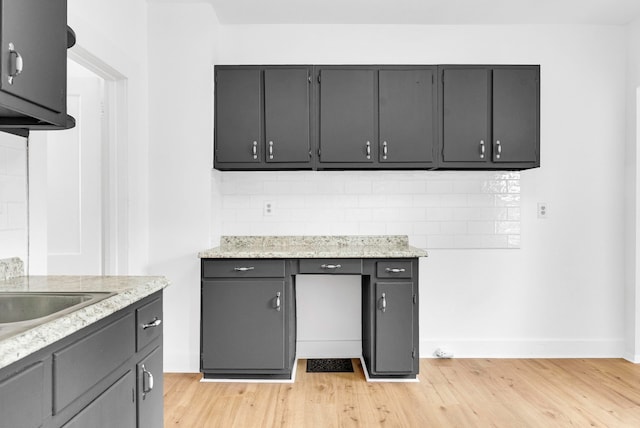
(537, 202, 548, 219)
(263, 201, 274, 216)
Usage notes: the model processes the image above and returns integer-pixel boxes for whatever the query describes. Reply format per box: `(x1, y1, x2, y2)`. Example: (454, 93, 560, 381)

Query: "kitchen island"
(0, 268, 169, 427)
(199, 235, 426, 381)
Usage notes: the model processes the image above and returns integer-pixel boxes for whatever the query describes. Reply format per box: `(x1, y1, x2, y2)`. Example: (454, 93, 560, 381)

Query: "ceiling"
(193, 0, 640, 25)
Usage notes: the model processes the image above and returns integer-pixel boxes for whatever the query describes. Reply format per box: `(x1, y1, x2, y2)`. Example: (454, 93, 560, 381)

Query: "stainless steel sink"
(0, 292, 114, 340)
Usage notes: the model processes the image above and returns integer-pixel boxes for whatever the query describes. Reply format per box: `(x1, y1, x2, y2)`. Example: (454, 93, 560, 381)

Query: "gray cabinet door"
(375, 282, 415, 374)
(318, 68, 375, 163)
(265, 68, 311, 163)
(215, 69, 262, 163)
(441, 68, 490, 163)
(202, 280, 286, 370)
(492, 68, 539, 163)
(62, 370, 136, 428)
(137, 346, 163, 428)
(0, 0, 66, 113)
(379, 69, 435, 163)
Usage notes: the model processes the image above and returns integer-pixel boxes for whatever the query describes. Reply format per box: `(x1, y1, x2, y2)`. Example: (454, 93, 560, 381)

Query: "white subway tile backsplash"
(215, 170, 522, 249)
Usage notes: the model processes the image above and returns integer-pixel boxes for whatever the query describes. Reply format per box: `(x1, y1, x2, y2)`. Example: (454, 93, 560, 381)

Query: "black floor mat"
(306, 358, 354, 373)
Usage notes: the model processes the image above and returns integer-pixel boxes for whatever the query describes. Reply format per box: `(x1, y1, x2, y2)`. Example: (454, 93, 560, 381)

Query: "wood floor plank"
(164, 359, 640, 427)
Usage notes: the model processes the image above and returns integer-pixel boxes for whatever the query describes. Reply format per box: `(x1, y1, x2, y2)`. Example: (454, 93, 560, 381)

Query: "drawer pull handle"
(275, 292, 281, 311)
(141, 364, 154, 394)
(8, 43, 23, 85)
(495, 140, 502, 159)
(252, 141, 258, 159)
(382, 141, 388, 160)
(365, 141, 371, 160)
(234, 266, 255, 272)
(480, 140, 485, 159)
(385, 268, 406, 273)
(269, 141, 274, 160)
(142, 318, 162, 329)
(320, 264, 342, 270)
(381, 293, 387, 313)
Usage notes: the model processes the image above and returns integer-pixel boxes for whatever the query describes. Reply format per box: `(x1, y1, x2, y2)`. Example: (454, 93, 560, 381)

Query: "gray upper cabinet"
(439, 65, 540, 169)
(379, 68, 436, 165)
(318, 68, 376, 164)
(214, 66, 312, 170)
(0, 0, 69, 130)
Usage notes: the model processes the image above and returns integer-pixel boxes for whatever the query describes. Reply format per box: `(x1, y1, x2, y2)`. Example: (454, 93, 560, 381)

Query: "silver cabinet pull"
(382, 141, 388, 160)
(269, 141, 274, 160)
(142, 318, 162, 329)
(141, 364, 154, 394)
(275, 291, 281, 311)
(252, 141, 258, 159)
(480, 140, 485, 159)
(234, 266, 255, 272)
(365, 141, 371, 160)
(495, 140, 502, 159)
(320, 264, 342, 270)
(381, 293, 387, 313)
(8, 43, 23, 85)
(385, 267, 406, 273)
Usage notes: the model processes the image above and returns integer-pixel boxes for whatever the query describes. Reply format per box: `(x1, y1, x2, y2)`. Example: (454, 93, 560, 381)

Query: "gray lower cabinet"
(0, 291, 163, 428)
(201, 259, 295, 379)
(439, 65, 540, 169)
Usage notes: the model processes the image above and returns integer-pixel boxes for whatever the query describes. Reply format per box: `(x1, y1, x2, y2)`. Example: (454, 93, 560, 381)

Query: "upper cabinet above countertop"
(213, 64, 540, 172)
(0, 0, 74, 136)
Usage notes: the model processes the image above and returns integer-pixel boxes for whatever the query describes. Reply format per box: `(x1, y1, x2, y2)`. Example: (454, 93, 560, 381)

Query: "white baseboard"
(421, 338, 626, 359)
(297, 340, 362, 358)
(623, 351, 640, 363)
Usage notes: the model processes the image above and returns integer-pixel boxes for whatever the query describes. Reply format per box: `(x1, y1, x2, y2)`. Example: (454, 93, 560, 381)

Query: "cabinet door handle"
(234, 266, 255, 272)
(495, 140, 502, 159)
(8, 43, 23, 85)
(385, 267, 406, 273)
(141, 364, 154, 394)
(365, 141, 371, 160)
(382, 141, 388, 160)
(275, 291, 281, 311)
(480, 140, 485, 159)
(320, 264, 342, 270)
(380, 293, 387, 313)
(142, 317, 162, 329)
(269, 141, 274, 160)
(252, 141, 258, 159)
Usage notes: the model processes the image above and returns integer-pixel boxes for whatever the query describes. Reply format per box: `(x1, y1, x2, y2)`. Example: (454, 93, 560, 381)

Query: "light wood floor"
(164, 358, 640, 427)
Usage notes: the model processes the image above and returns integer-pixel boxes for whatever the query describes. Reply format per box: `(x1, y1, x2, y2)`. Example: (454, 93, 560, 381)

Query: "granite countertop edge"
(0, 275, 170, 371)
(197, 246, 428, 259)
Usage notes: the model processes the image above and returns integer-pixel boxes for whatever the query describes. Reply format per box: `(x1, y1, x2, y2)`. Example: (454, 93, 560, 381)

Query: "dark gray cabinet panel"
(441, 68, 490, 163)
(492, 68, 539, 163)
(202, 280, 286, 370)
(374, 282, 415, 373)
(202, 259, 285, 278)
(62, 371, 135, 428)
(439, 65, 540, 169)
(298, 258, 362, 274)
(136, 297, 163, 352)
(318, 68, 376, 163)
(379, 69, 435, 164)
(137, 346, 163, 428)
(214, 69, 262, 163)
(0, 361, 47, 428)
(264, 68, 311, 163)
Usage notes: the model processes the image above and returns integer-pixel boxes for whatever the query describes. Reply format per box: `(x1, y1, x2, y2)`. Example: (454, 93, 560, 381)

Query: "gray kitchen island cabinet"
(316, 66, 437, 169)
(214, 66, 313, 170)
(0, 291, 164, 428)
(439, 65, 540, 169)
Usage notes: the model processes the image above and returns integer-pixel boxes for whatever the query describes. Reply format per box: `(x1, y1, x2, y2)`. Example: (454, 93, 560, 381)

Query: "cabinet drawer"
(202, 259, 285, 278)
(298, 259, 362, 274)
(53, 313, 135, 413)
(137, 297, 163, 351)
(376, 261, 413, 278)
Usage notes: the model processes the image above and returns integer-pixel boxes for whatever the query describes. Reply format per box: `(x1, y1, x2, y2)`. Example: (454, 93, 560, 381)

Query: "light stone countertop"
(0, 275, 170, 370)
(198, 235, 428, 259)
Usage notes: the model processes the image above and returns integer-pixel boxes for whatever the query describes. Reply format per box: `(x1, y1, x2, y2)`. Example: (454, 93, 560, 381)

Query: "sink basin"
(0, 292, 114, 340)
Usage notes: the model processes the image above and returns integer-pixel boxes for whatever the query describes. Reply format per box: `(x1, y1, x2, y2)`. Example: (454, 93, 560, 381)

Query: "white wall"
(212, 25, 628, 360)
(0, 133, 28, 264)
(625, 17, 640, 362)
(147, 2, 217, 371)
